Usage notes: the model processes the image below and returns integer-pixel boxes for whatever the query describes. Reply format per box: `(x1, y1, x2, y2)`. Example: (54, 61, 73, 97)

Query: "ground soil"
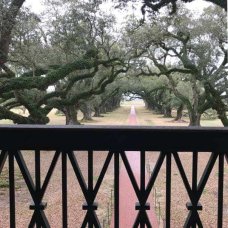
(0, 102, 227, 227)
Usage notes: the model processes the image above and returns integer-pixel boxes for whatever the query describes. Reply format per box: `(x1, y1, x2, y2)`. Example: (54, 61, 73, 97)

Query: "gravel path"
(111, 106, 158, 227)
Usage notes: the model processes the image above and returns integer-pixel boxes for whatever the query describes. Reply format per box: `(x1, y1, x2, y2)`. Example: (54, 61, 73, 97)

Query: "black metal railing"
(0, 125, 227, 227)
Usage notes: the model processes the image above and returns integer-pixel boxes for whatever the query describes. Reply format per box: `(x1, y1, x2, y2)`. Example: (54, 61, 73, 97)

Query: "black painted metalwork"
(0, 125, 227, 227)
(62, 151, 68, 228)
(218, 152, 224, 228)
(114, 151, 120, 228)
(166, 152, 171, 228)
(9, 150, 15, 228)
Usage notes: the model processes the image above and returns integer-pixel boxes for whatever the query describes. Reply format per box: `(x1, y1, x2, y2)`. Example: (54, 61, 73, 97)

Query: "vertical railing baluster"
(192, 151, 198, 193)
(62, 151, 68, 228)
(140, 150, 145, 192)
(35, 150, 41, 191)
(166, 152, 171, 228)
(140, 150, 145, 228)
(88, 150, 93, 228)
(114, 151, 119, 228)
(218, 152, 224, 228)
(9, 151, 16, 228)
(88, 150, 93, 191)
(192, 151, 198, 228)
(35, 149, 41, 228)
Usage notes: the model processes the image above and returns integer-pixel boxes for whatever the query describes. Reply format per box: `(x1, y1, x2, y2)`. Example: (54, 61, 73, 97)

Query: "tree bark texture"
(81, 104, 93, 121)
(64, 106, 80, 125)
(189, 112, 201, 126)
(174, 104, 184, 121)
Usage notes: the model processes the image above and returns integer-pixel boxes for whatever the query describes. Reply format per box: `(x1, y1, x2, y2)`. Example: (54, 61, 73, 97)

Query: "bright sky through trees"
(23, 0, 213, 34)
(24, 0, 212, 16)
(24, 0, 45, 13)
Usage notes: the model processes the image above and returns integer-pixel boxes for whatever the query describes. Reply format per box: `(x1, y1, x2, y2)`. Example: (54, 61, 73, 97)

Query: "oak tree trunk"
(81, 104, 93, 121)
(174, 104, 184, 121)
(163, 106, 172, 117)
(64, 106, 80, 125)
(189, 112, 201, 126)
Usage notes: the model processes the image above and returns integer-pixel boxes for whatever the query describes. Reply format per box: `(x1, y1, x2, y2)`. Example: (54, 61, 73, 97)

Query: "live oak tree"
(199, 7, 228, 126)
(0, 1, 50, 123)
(0, 7, 51, 124)
(0, 0, 128, 124)
(125, 5, 227, 126)
(41, 1, 128, 124)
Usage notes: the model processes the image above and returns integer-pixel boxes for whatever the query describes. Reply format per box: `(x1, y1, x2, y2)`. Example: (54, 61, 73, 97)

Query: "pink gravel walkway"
(111, 106, 159, 227)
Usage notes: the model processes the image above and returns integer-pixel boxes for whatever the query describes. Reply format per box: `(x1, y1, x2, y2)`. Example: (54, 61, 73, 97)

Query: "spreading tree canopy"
(0, 0, 227, 125)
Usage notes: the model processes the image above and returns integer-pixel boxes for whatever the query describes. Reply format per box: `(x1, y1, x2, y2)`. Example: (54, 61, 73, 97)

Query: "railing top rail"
(0, 125, 228, 151)
(1, 124, 228, 130)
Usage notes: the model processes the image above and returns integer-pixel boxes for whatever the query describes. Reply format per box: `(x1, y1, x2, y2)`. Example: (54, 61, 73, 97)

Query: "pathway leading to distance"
(111, 105, 159, 227)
